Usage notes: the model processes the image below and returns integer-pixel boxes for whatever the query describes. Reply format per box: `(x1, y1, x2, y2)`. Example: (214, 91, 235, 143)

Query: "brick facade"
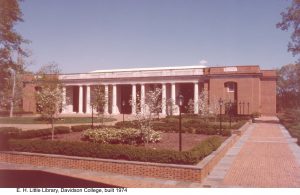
(22, 65, 277, 115)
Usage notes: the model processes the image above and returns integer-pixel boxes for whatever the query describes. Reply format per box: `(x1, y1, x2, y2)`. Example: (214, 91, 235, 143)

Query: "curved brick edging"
(0, 152, 201, 182)
(0, 121, 251, 183)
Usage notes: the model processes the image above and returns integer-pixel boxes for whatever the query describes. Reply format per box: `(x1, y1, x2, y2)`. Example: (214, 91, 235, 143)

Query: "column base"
(112, 105, 120, 115)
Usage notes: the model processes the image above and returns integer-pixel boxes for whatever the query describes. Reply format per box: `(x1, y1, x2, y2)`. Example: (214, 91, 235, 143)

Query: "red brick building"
(22, 65, 277, 116)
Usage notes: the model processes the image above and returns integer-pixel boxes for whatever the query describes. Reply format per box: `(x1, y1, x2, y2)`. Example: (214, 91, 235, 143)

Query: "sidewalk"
(203, 116, 300, 187)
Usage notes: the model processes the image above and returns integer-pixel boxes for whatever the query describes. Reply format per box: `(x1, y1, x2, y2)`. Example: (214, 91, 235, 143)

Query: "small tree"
(198, 90, 209, 116)
(208, 96, 220, 122)
(130, 87, 162, 144)
(35, 63, 63, 140)
(145, 87, 162, 119)
(90, 85, 107, 125)
(185, 99, 194, 114)
(166, 98, 177, 116)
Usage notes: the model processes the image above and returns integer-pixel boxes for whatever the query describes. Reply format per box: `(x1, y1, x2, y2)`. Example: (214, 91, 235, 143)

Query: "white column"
(104, 85, 109, 114)
(171, 83, 178, 114)
(78, 85, 83, 113)
(86, 85, 91, 114)
(62, 86, 66, 113)
(141, 84, 145, 113)
(194, 82, 199, 114)
(162, 83, 166, 115)
(131, 84, 136, 115)
(112, 84, 118, 114)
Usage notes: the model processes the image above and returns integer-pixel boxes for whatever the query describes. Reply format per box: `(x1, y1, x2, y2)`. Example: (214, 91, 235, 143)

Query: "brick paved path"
(204, 117, 300, 187)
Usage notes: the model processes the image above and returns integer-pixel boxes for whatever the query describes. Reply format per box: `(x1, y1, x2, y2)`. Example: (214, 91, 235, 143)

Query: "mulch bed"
(35, 132, 225, 151)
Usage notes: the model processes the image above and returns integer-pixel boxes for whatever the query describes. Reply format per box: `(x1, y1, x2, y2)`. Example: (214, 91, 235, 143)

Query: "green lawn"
(0, 116, 116, 124)
(278, 109, 300, 145)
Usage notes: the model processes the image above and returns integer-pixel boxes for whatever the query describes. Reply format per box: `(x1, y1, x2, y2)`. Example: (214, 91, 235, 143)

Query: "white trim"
(90, 65, 206, 73)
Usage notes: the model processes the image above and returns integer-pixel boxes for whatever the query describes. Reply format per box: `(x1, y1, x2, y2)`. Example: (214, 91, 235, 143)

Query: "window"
(226, 82, 235, 92)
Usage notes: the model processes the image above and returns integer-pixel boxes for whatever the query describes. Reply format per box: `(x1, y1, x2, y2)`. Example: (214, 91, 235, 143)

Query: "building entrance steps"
(202, 116, 300, 187)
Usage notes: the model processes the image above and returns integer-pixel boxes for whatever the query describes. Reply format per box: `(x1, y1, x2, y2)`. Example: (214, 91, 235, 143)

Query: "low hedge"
(12, 127, 70, 139)
(0, 127, 21, 136)
(8, 136, 223, 165)
(54, 126, 71, 133)
(151, 120, 235, 136)
(0, 132, 10, 150)
(114, 117, 246, 136)
(0, 127, 21, 150)
(71, 125, 92, 132)
(114, 121, 139, 129)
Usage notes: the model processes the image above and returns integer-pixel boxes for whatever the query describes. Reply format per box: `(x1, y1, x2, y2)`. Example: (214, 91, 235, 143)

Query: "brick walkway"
(203, 117, 300, 187)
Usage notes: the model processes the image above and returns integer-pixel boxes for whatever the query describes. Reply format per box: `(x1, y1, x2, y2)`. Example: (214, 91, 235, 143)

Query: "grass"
(0, 116, 116, 124)
(278, 109, 300, 145)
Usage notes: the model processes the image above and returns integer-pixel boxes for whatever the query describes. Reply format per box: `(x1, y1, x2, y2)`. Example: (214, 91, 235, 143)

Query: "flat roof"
(90, 65, 206, 73)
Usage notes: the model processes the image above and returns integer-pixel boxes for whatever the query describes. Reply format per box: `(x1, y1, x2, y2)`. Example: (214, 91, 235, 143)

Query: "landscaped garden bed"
(0, 116, 251, 183)
(7, 136, 223, 165)
(30, 131, 219, 151)
(0, 115, 249, 165)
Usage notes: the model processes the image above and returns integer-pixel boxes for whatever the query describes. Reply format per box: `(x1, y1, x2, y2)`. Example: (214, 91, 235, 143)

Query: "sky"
(16, 0, 296, 73)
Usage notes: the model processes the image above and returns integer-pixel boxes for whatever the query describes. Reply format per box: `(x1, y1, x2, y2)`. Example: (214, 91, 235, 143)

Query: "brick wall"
(0, 152, 201, 182)
(208, 77, 261, 114)
(261, 79, 276, 115)
(206, 66, 277, 115)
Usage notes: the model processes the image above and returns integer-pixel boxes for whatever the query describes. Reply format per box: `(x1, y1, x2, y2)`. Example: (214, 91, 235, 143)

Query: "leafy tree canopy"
(0, 0, 28, 112)
(277, 0, 300, 58)
(277, 64, 300, 110)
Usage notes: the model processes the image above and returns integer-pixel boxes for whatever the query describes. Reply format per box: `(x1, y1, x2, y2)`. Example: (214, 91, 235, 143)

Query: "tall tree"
(0, 0, 28, 113)
(277, 64, 300, 111)
(277, 0, 300, 58)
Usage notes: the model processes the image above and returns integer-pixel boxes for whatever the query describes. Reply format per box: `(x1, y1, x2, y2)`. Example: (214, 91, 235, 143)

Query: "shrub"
(220, 129, 232, 136)
(8, 136, 223, 165)
(231, 120, 247, 129)
(251, 112, 261, 118)
(114, 121, 139, 129)
(71, 125, 92, 132)
(14, 128, 52, 139)
(13, 127, 70, 139)
(153, 118, 239, 136)
(160, 117, 178, 124)
(0, 127, 21, 137)
(83, 127, 161, 144)
(0, 132, 10, 150)
(196, 127, 218, 135)
(152, 121, 178, 132)
(54, 126, 71, 133)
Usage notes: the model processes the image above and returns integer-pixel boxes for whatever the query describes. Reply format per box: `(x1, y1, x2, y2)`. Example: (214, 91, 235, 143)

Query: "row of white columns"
(61, 85, 106, 114)
(62, 82, 199, 115)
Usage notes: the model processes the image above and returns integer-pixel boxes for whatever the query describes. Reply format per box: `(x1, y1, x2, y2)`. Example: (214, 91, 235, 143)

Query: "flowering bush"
(83, 127, 161, 144)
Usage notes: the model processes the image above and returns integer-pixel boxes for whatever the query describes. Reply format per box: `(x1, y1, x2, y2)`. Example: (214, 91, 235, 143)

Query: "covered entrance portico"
(59, 66, 206, 116)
